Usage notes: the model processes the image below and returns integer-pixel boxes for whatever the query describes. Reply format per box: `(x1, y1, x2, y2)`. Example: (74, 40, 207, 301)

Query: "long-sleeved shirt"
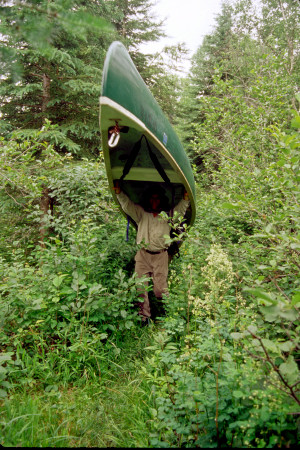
(117, 191, 189, 252)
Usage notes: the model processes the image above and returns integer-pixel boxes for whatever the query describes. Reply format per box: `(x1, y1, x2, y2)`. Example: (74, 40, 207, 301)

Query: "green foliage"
(1, 0, 300, 447)
(0, 0, 171, 157)
(0, 0, 113, 78)
(178, 0, 299, 155)
(0, 331, 153, 447)
(0, 127, 146, 405)
(0, 0, 116, 155)
(144, 233, 299, 447)
(0, 121, 71, 256)
(139, 73, 300, 443)
(143, 38, 300, 443)
(142, 44, 189, 123)
(110, 0, 165, 50)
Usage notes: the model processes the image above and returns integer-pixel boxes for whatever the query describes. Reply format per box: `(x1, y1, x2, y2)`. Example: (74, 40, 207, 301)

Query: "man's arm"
(174, 191, 190, 216)
(113, 181, 143, 223)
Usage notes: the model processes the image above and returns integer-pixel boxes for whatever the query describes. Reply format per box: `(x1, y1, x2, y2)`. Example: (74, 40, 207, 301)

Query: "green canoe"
(99, 41, 196, 227)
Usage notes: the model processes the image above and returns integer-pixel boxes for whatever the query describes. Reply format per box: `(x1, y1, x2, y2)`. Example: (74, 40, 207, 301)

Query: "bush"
(144, 112, 300, 447)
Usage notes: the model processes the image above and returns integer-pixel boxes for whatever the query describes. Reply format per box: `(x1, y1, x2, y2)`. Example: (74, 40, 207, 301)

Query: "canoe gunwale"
(100, 96, 196, 226)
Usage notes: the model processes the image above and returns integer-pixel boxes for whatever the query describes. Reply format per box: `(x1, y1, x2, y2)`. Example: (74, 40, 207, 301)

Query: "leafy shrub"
(145, 242, 299, 447)
(0, 128, 147, 396)
(143, 111, 300, 447)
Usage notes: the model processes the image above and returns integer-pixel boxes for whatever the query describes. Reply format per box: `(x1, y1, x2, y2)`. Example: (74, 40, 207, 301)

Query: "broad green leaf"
(291, 292, 300, 306)
(279, 356, 299, 384)
(0, 353, 13, 363)
(261, 338, 280, 354)
(279, 341, 294, 352)
(71, 281, 79, 291)
(45, 384, 58, 393)
(53, 276, 64, 288)
(260, 304, 281, 322)
(265, 223, 273, 233)
(222, 202, 240, 210)
(291, 115, 300, 129)
(222, 352, 233, 362)
(98, 333, 108, 341)
(120, 309, 127, 318)
(278, 307, 298, 321)
(230, 332, 244, 340)
(260, 406, 270, 421)
(233, 390, 244, 399)
(149, 408, 158, 418)
(244, 288, 277, 305)
(247, 324, 258, 335)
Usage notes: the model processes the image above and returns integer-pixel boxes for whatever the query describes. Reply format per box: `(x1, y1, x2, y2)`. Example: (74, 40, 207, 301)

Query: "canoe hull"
(100, 42, 196, 227)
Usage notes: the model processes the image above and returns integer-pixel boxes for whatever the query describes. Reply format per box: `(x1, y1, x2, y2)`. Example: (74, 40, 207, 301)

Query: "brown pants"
(134, 248, 169, 318)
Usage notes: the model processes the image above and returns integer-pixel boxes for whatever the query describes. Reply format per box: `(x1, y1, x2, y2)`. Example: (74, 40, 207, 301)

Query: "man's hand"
(184, 191, 189, 201)
(113, 180, 121, 194)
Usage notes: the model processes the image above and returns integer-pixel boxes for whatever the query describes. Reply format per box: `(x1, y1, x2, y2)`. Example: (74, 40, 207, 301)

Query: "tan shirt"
(117, 191, 189, 252)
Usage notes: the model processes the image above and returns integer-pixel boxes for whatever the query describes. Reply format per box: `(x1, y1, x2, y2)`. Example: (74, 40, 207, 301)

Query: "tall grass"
(1, 328, 155, 448)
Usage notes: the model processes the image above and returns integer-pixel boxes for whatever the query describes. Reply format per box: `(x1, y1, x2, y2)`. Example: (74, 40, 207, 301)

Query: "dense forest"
(0, 0, 299, 447)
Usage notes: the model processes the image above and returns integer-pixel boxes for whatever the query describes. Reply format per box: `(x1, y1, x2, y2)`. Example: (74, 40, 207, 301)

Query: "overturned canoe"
(99, 41, 196, 227)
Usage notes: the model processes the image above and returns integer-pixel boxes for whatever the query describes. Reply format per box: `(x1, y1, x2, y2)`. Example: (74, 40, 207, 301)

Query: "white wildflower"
(201, 244, 234, 303)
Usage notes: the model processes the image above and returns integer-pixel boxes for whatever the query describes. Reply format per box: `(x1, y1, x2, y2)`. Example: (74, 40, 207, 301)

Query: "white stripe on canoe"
(100, 97, 190, 191)
(100, 96, 196, 224)
(100, 96, 146, 130)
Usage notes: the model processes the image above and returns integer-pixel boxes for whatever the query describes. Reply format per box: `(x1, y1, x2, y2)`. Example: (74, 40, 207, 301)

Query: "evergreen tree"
(178, 0, 299, 163)
(142, 43, 188, 123)
(189, 1, 234, 96)
(107, 0, 169, 97)
(0, 0, 168, 156)
(0, 0, 116, 156)
(109, 0, 164, 50)
(176, 1, 234, 157)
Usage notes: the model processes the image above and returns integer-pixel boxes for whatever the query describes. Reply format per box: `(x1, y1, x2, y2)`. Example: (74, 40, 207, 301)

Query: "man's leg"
(134, 249, 151, 319)
(152, 251, 169, 300)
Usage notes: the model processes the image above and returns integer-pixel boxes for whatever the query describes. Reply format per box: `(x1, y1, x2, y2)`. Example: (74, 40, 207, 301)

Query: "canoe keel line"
(99, 42, 196, 229)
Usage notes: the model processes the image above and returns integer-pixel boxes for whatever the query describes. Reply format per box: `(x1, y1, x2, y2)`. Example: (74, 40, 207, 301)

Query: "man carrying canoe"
(113, 181, 189, 325)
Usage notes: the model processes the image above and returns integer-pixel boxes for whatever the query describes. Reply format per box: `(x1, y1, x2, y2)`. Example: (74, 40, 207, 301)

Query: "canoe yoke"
(104, 122, 191, 225)
(115, 133, 176, 214)
(116, 134, 189, 253)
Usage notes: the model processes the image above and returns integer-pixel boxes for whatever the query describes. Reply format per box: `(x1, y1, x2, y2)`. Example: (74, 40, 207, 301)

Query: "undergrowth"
(1, 330, 154, 448)
(0, 110, 299, 447)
